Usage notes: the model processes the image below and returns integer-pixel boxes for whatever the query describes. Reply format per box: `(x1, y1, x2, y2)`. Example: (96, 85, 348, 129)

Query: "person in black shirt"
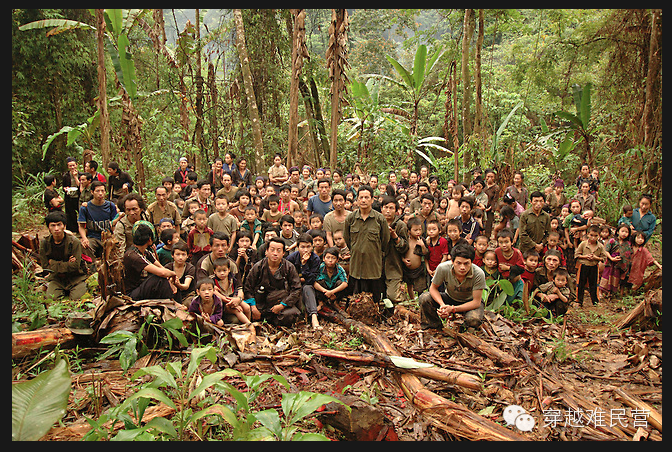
(106, 161, 134, 204)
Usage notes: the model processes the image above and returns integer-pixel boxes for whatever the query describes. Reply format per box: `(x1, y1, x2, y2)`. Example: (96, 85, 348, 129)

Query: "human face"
(215, 197, 228, 213)
(447, 225, 461, 242)
(409, 173, 418, 185)
(332, 194, 345, 212)
(214, 265, 230, 281)
(155, 187, 168, 204)
(309, 216, 322, 230)
(497, 236, 512, 252)
(452, 256, 472, 277)
(531, 196, 544, 213)
(124, 200, 142, 223)
(513, 173, 522, 186)
(388, 172, 397, 183)
(581, 182, 590, 194)
(474, 238, 488, 255)
(269, 201, 279, 212)
(222, 174, 232, 188)
(195, 213, 208, 229)
(211, 238, 229, 258)
(357, 190, 372, 210)
(281, 221, 294, 237)
(586, 230, 599, 244)
(554, 275, 568, 288)
(197, 283, 214, 302)
(179, 160, 188, 170)
(280, 188, 290, 200)
(224, 153, 233, 164)
(266, 241, 285, 263)
(570, 201, 581, 214)
(239, 195, 250, 207)
(313, 236, 325, 250)
(525, 255, 538, 270)
(544, 254, 560, 271)
(333, 232, 345, 248)
(92, 185, 106, 203)
(483, 253, 497, 269)
(214, 160, 223, 172)
(274, 156, 282, 166)
(639, 197, 651, 214)
(618, 226, 630, 240)
(418, 186, 428, 197)
(79, 175, 90, 188)
(409, 224, 423, 239)
(426, 223, 439, 238)
(332, 172, 341, 183)
(48, 221, 66, 240)
(238, 159, 247, 170)
(244, 209, 257, 222)
(459, 201, 471, 217)
(199, 184, 212, 199)
(634, 234, 646, 246)
(451, 188, 462, 200)
(485, 172, 495, 185)
(173, 248, 188, 265)
(67, 160, 78, 173)
(548, 235, 558, 248)
(298, 241, 313, 256)
(421, 198, 434, 214)
(318, 181, 330, 198)
(323, 252, 338, 268)
(238, 236, 251, 250)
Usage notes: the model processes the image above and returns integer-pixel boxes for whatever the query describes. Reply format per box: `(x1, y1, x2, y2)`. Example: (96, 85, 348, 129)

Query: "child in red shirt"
(425, 220, 449, 279)
(494, 228, 524, 278)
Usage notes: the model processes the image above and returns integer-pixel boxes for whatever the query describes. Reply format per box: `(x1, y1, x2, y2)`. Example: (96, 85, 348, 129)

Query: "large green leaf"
(413, 44, 427, 91)
(579, 82, 591, 128)
(12, 354, 71, 441)
(385, 55, 414, 89)
(18, 19, 96, 36)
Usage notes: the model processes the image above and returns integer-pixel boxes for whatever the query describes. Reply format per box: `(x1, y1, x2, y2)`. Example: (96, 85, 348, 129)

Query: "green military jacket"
(343, 208, 390, 280)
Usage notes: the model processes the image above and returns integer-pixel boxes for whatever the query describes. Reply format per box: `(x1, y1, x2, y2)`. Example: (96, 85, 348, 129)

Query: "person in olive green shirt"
(518, 190, 551, 256)
(343, 185, 390, 304)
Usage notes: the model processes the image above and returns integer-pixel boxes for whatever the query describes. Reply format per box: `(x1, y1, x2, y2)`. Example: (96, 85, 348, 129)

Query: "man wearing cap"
(123, 220, 177, 300)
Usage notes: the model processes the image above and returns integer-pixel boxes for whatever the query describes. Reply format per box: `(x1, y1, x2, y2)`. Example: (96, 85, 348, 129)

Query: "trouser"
(128, 274, 174, 300)
(301, 285, 319, 316)
(46, 274, 88, 300)
(64, 196, 80, 233)
(348, 277, 384, 305)
(419, 291, 485, 330)
(576, 263, 599, 305)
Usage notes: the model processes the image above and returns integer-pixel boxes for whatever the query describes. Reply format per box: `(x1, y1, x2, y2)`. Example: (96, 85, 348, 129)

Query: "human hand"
(271, 303, 284, 314)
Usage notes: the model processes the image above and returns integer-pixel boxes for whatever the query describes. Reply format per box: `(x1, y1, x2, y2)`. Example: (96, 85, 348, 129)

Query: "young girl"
(481, 249, 500, 281)
(446, 184, 464, 219)
(437, 196, 449, 216)
(627, 231, 662, 292)
(599, 224, 633, 298)
(165, 242, 195, 305)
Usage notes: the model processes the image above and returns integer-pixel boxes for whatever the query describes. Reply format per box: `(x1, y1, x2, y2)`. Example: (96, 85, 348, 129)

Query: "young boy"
(332, 229, 350, 275)
(157, 228, 180, 266)
(207, 194, 238, 249)
(472, 234, 489, 267)
(445, 218, 468, 255)
(292, 209, 307, 234)
(278, 214, 299, 255)
(308, 213, 324, 232)
(617, 204, 634, 232)
(402, 217, 428, 300)
(240, 205, 263, 250)
(521, 250, 539, 293)
(211, 258, 250, 324)
(542, 231, 566, 267)
(180, 199, 200, 242)
(506, 264, 525, 304)
(229, 190, 251, 223)
(574, 225, 608, 306)
(536, 267, 571, 316)
(425, 219, 449, 280)
(43, 174, 64, 212)
(188, 277, 225, 326)
(309, 228, 327, 259)
(314, 246, 349, 325)
(187, 209, 214, 266)
(457, 196, 480, 244)
(285, 233, 322, 328)
(261, 194, 283, 227)
(494, 228, 525, 279)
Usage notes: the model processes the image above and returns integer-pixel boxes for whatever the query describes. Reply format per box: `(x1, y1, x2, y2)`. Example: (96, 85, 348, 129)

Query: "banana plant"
(554, 82, 593, 165)
(536, 117, 583, 174)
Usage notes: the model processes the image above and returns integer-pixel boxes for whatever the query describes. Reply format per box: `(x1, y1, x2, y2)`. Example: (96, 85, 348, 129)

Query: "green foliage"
(12, 352, 71, 441)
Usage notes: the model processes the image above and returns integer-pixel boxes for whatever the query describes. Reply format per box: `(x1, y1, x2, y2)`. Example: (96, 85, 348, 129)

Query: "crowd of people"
(39, 153, 661, 332)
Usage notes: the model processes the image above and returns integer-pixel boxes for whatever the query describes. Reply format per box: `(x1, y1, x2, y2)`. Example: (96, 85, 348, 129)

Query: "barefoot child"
(574, 225, 608, 306)
(627, 231, 662, 291)
(313, 247, 349, 327)
(189, 278, 225, 326)
(211, 258, 251, 324)
(402, 217, 428, 300)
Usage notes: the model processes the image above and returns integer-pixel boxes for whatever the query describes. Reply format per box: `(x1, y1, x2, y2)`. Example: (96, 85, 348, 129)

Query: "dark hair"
(450, 243, 475, 262)
(523, 250, 539, 260)
(497, 228, 515, 241)
(161, 176, 175, 185)
(132, 222, 155, 245)
(43, 174, 56, 186)
(196, 277, 215, 290)
(160, 228, 177, 244)
(357, 184, 374, 198)
(407, 216, 424, 229)
(107, 161, 120, 172)
(172, 241, 189, 254)
(122, 192, 146, 211)
(622, 204, 633, 213)
(80, 172, 93, 181)
(317, 177, 331, 187)
(90, 180, 105, 191)
(210, 231, 230, 246)
(268, 194, 280, 205)
(213, 257, 231, 269)
(236, 228, 252, 242)
(420, 193, 435, 204)
(267, 236, 286, 251)
(331, 188, 347, 200)
(530, 190, 545, 200)
(380, 195, 397, 209)
(45, 210, 67, 226)
(446, 218, 462, 230)
(323, 246, 340, 259)
(88, 160, 99, 171)
(196, 179, 211, 190)
(309, 228, 327, 240)
(297, 232, 313, 245)
(460, 195, 475, 209)
(280, 214, 295, 226)
(587, 225, 601, 235)
(554, 267, 569, 280)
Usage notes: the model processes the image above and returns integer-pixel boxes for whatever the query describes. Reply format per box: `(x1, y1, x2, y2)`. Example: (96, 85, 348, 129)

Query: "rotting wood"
(12, 327, 78, 359)
(614, 289, 662, 330)
(319, 305, 529, 441)
(612, 387, 662, 433)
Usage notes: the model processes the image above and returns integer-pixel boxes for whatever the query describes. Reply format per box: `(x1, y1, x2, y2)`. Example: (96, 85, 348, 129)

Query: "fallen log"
(309, 347, 483, 391)
(447, 329, 522, 367)
(612, 387, 663, 433)
(613, 289, 662, 330)
(12, 328, 78, 359)
(319, 306, 528, 441)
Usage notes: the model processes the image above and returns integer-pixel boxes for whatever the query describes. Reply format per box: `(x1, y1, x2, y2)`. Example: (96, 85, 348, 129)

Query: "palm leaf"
(579, 82, 591, 128)
(413, 44, 427, 91)
(18, 19, 96, 36)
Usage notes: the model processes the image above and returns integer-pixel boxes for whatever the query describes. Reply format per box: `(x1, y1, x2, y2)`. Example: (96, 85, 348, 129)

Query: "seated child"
(314, 246, 349, 311)
(309, 228, 327, 259)
(521, 250, 539, 293)
(472, 234, 489, 267)
(481, 249, 501, 281)
(180, 199, 200, 242)
(165, 241, 195, 305)
(211, 258, 251, 324)
(535, 267, 571, 315)
(157, 228, 181, 266)
(506, 264, 525, 304)
(240, 205, 263, 250)
(402, 217, 428, 300)
(188, 277, 225, 326)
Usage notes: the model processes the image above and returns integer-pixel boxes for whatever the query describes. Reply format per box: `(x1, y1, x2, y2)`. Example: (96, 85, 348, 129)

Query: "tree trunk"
(474, 9, 485, 161)
(192, 9, 205, 165)
(461, 9, 475, 144)
(233, 9, 265, 174)
(327, 9, 350, 170)
(95, 9, 111, 170)
(208, 61, 219, 158)
(299, 79, 322, 163)
(288, 9, 308, 168)
(443, 61, 460, 182)
(310, 76, 329, 165)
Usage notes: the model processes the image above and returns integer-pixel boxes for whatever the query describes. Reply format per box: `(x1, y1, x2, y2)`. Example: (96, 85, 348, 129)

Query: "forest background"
(11, 9, 662, 231)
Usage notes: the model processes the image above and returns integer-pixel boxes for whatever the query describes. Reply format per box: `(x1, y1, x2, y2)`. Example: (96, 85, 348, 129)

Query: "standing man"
(418, 243, 487, 331)
(40, 210, 89, 300)
(146, 185, 182, 234)
(323, 189, 350, 247)
(483, 169, 500, 240)
(78, 180, 118, 259)
(62, 157, 81, 233)
(243, 237, 302, 327)
(380, 195, 409, 307)
(306, 177, 334, 219)
(343, 185, 390, 304)
(518, 190, 551, 256)
(106, 161, 134, 204)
